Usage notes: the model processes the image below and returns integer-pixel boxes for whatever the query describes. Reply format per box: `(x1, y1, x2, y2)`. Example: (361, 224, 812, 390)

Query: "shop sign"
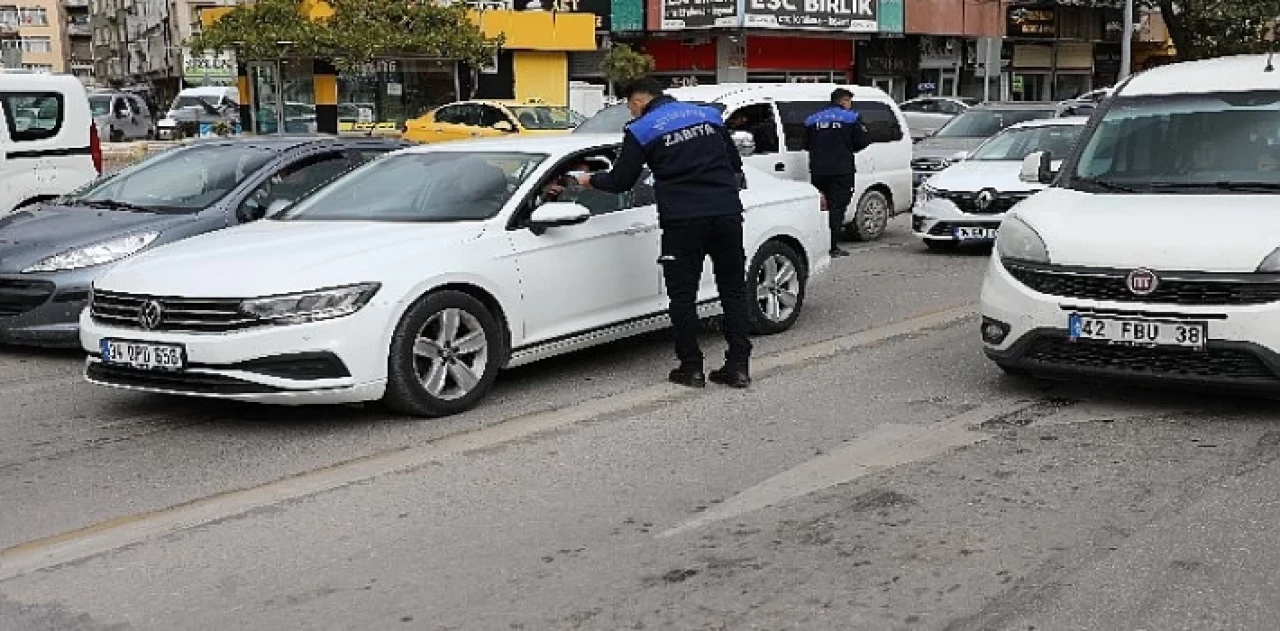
(876, 0, 903, 34)
(1007, 6, 1056, 38)
(514, 0, 611, 31)
(660, 0, 739, 29)
(744, 0, 877, 32)
(182, 48, 236, 86)
(609, 0, 644, 32)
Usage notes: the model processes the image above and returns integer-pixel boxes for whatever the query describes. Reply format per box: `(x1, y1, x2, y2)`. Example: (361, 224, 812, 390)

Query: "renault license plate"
(1067, 314, 1207, 350)
(954, 227, 998, 241)
(100, 339, 187, 370)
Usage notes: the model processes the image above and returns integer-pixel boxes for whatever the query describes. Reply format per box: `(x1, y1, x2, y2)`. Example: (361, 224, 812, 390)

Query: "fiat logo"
(975, 188, 998, 211)
(1126, 269, 1159, 296)
(138, 300, 164, 330)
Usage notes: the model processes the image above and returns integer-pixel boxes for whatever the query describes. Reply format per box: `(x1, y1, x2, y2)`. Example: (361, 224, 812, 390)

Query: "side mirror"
(528, 202, 590, 232)
(493, 120, 516, 132)
(1020, 151, 1057, 185)
(730, 130, 755, 157)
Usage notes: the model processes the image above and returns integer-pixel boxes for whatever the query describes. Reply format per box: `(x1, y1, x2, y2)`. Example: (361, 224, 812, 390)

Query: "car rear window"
(777, 100, 905, 151)
(1, 92, 63, 142)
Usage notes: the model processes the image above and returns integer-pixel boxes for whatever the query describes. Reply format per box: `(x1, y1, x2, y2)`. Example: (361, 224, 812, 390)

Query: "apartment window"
(19, 7, 47, 26)
(0, 7, 17, 27)
(21, 64, 53, 72)
(22, 37, 52, 53)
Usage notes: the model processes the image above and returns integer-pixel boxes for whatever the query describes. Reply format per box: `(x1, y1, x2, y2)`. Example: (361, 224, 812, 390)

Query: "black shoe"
(709, 367, 752, 389)
(669, 367, 706, 388)
(830, 248, 851, 258)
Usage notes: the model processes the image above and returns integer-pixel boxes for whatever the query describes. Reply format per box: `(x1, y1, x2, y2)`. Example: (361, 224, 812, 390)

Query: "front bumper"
(79, 306, 392, 405)
(980, 256, 1280, 393)
(0, 274, 94, 347)
(911, 197, 1005, 243)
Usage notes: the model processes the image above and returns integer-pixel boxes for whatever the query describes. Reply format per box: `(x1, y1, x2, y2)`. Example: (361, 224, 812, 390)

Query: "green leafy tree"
(188, 0, 501, 70)
(599, 44, 654, 87)
(1087, 0, 1279, 61)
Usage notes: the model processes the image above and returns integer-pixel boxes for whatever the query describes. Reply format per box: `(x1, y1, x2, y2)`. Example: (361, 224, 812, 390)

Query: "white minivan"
(575, 83, 914, 241)
(0, 72, 101, 216)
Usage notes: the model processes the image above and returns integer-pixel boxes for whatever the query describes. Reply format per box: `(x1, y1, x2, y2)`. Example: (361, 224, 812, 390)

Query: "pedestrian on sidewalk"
(804, 88, 873, 258)
(577, 77, 753, 390)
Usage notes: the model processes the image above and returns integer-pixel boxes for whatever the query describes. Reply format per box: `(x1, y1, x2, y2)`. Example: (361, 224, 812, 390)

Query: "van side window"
(854, 101, 906, 144)
(777, 100, 906, 151)
(1, 92, 63, 142)
(726, 104, 779, 155)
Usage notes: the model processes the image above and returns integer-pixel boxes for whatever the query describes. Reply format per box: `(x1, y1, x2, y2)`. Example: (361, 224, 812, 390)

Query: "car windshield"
(508, 106, 578, 130)
(1069, 91, 1280, 193)
(278, 151, 547, 222)
(89, 96, 111, 116)
(970, 124, 1084, 161)
(934, 108, 1056, 138)
(573, 101, 725, 134)
(171, 95, 218, 111)
(69, 144, 276, 213)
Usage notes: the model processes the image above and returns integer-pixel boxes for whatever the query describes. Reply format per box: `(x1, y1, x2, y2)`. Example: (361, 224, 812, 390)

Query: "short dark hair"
(830, 88, 853, 103)
(620, 77, 665, 99)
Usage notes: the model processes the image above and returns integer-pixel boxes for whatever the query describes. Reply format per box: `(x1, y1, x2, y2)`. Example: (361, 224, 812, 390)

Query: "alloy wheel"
(412, 308, 489, 401)
(755, 254, 801, 323)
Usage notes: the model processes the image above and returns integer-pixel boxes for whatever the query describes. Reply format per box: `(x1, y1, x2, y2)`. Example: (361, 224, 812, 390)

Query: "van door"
(723, 100, 789, 179)
(775, 100, 876, 183)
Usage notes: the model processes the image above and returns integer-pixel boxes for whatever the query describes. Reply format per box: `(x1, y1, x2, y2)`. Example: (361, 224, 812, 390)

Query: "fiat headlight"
(996, 216, 1049, 264)
(23, 231, 160, 273)
(240, 283, 381, 325)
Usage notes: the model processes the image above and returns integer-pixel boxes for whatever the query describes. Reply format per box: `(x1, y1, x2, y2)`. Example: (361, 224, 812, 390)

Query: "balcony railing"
(64, 0, 88, 6)
(67, 23, 91, 36)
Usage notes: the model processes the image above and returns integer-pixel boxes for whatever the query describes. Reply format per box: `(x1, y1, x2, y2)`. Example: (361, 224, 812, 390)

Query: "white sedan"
(912, 117, 1086, 249)
(79, 135, 830, 416)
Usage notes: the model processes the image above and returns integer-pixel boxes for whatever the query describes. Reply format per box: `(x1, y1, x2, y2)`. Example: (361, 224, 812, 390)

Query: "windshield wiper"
(76, 199, 157, 213)
(1071, 177, 1141, 193)
(1149, 181, 1280, 193)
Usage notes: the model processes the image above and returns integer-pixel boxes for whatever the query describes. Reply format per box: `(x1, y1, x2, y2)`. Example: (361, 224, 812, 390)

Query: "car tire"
(382, 290, 504, 418)
(846, 189, 890, 242)
(924, 240, 958, 252)
(746, 240, 807, 335)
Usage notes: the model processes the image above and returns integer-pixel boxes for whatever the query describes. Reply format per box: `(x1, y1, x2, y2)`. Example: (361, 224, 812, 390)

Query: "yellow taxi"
(402, 99, 584, 144)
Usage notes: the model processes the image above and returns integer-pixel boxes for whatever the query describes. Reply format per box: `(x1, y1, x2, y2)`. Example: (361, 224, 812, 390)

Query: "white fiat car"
(80, 136, 830, 416)
(981, 55, 1280, 391)
(913, 117, 1087, 250)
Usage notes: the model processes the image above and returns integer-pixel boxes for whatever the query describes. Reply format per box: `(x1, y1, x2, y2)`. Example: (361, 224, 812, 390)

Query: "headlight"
(996, 216, 1049, 264)
(23, 231, 160, 273)
(240, 283, 381, 325)
(1258, 248, 1280, 273)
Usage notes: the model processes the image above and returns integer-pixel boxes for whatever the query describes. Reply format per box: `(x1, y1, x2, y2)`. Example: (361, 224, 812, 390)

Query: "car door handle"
(623, 223, 656, 235)
(774, 163, 786, 172)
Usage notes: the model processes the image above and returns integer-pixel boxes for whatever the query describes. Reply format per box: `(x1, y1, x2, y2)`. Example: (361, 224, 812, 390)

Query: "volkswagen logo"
(975, 188, 998, 212)
(138, 300, 164, 330)
(1126, 269, 1159, 296)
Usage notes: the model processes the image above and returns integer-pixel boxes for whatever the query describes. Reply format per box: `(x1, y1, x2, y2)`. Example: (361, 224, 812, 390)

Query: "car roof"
(179, 86, 237, 96)
(668, 83, 895, 104)
(1006, 116, 1089, 130)
(178, 135, 407, 151)
(0, 73, 86, 91)
(968, 101, 1059, 110)
(1119, 54, 1275, 97)
(398, 134, 621, 156)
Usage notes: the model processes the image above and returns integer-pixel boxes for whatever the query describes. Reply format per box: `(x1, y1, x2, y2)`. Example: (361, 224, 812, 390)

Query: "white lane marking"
(0, 304, 976, 584)
(657, 399, 1035, 539)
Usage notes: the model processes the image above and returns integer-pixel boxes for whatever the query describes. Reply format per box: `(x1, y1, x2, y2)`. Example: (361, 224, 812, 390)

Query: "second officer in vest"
(805, 88, 873, 258)
(577, 78, 753, 389)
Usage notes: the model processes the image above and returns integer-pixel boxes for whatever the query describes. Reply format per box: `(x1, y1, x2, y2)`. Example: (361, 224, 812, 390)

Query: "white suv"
(981, 54, 1280, 392)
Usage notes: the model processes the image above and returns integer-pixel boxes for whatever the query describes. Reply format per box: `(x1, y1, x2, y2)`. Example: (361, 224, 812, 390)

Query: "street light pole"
(1119, 0, 1135, 81)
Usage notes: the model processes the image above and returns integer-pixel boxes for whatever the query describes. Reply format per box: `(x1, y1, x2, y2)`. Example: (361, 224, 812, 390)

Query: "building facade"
(0, 0, 70, 73)
(90, 0, 180, 98)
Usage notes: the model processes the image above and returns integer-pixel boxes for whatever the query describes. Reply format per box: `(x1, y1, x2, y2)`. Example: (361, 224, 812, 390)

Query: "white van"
(0, 72, 101, 215)
(575, 83, 914, 240)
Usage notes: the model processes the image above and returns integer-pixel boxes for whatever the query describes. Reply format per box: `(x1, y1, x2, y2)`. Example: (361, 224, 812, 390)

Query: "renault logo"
(138, 300, 164, 330)
(975, 188, 998, 211)
(1126, 269, 1159, 296)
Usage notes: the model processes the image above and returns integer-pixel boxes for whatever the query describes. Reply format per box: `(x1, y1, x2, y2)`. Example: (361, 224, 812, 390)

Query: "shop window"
(338, 59, 458, 133)
(726, 104, 779, 155)
(1, 92, 62, 142)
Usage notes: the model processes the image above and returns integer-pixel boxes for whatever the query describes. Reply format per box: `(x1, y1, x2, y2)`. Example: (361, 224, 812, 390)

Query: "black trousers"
(811, 173, 855, 249)
(660, 215, 753, 371)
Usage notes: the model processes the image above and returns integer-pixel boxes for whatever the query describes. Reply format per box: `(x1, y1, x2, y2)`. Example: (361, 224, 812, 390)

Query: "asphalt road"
(2, 216, 1278, 630)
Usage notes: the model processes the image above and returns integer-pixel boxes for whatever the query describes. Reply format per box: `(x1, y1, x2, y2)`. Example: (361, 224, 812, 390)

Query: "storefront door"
(249, 61, 285, 135)
(248, 59, 317, 135)
(869, 77, 905, 102)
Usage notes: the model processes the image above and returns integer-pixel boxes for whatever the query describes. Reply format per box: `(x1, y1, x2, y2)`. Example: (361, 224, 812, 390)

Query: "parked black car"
(0, 135, 409, 347)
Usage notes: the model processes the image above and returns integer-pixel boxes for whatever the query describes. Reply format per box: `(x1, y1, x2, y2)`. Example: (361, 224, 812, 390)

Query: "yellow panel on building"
(513, 52, 569, 105)
(471, 11, 596, 51)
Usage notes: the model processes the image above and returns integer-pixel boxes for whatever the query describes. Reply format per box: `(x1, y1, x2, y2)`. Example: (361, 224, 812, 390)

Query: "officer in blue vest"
(804, 88, 872, 258)
(577, 77, 752, 389)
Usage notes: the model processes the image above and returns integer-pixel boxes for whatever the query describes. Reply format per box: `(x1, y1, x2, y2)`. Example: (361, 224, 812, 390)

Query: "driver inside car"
(539, 158, 622, 214)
